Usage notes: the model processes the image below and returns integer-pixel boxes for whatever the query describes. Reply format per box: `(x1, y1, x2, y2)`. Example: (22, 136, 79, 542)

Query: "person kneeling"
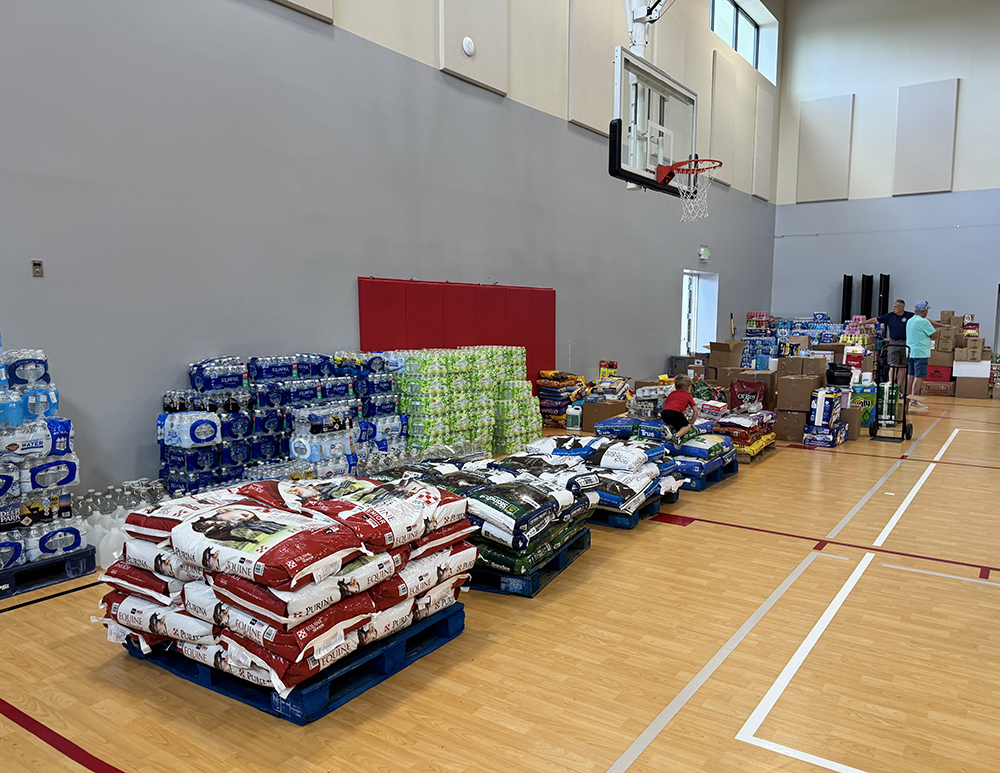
(660, 375, 699, 442)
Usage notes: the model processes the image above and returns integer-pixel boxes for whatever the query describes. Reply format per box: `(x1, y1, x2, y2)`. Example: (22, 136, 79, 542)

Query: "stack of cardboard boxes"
(925, 310, 992, 399)
(773, 356, 827, 441)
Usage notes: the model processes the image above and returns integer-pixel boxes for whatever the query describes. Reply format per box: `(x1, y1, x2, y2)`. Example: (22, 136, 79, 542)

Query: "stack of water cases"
(0, 331, 85, 571)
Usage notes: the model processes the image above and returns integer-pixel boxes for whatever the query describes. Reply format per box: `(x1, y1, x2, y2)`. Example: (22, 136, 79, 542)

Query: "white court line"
(825, 416, 943, 540)
(604, 552, 840, 773)
(871, 427, 964, 547)
(735, 553, 876, 773)
(953, 429, 1000, 433)
(882, 564, 1000, 588)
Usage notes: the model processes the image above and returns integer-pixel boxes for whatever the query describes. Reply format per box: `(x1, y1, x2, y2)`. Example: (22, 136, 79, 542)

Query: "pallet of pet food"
(671, 435, 739, 491)
(459, 454, 599, 595)
(714, 411, 777, 462)
(93, 477, 474, 723)
(520, 435, 685, 529)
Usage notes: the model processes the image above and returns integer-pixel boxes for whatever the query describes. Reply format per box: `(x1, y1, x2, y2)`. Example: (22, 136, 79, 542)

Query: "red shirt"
(662, 389, 695, 414)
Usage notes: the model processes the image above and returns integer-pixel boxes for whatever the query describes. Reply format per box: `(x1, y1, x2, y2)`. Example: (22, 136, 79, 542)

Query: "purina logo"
(194, 375, 205, 390)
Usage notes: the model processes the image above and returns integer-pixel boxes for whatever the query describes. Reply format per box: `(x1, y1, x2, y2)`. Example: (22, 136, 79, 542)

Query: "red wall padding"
(358, 278, 556, 380)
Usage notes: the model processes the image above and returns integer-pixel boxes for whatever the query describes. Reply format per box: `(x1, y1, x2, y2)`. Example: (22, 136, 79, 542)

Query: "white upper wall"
(776, 0, 1000, 205)
(329, 0, 783, 201)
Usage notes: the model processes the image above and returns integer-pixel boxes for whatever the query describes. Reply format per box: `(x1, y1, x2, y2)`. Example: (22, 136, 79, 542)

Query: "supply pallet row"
(468, 527, 591, 598)
(125, 603, 466, 726)
(0, 546, 96, 601)
(588, 493, 670, 530)
(681, 456, 739, 492)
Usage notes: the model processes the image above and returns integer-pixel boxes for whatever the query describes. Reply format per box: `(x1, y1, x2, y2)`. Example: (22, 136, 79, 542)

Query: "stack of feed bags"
(94, 477, 474, 698)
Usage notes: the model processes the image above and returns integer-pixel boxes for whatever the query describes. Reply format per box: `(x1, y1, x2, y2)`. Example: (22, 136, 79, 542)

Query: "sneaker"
(908, 400, 927, 410)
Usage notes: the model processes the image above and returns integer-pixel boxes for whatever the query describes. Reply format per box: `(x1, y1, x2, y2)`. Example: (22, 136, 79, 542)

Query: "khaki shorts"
(885, 340, 907, 367)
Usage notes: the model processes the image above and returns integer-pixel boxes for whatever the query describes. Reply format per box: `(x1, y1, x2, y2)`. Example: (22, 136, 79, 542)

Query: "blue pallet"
(469, 527, 591, 597)
(0, 545, 96, 601)
(681, 456, 739, 492)
(589, 494, 668, 530)
(124, 602, 465, 725)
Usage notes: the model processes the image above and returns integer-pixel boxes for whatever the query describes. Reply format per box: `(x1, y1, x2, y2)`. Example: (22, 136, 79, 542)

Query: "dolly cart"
(869, 342, 913, 442)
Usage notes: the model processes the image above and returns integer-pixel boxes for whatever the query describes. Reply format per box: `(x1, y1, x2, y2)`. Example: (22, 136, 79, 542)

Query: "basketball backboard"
(609, 46, 697, 197)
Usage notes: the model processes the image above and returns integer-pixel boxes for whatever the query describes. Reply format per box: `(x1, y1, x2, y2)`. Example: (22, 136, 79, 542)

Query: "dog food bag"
(584, 440, 668, 471)
(100, 590, 220, 645)
(221, 629, 361, 698)
(207, 546, 406, 629)
(420, 471, 494, 495)
(122, 539, 204, 582)
(589, 466, 661, 514)
(524, 435, 607, 458)
(465, 482, 560, 549)
(369, 541, 476, 611)
(408, 519, 478, 561)
(677, 434, 732, 460)
(170, 503, 364, 591)
(100, 560, 186, 606)
(413, 573, 467, 622)
(233, 479, 328, 513)
(354, 598, 416, 647)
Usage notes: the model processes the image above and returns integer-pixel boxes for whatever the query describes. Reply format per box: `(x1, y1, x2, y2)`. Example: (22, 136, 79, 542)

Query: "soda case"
(0, 344, 85, 570)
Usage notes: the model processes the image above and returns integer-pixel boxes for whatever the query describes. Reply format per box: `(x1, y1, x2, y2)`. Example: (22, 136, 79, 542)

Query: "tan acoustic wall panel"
(439, 0, 508, 96)
(271, 0, 333, 23)
(893, 78, 959, 196)
(568, 0, 614, 136)
(710, 51, 736, 186)
(753, 85, 774, 200)
(796, 94, 855, 202)
(651, 11, 686, 88)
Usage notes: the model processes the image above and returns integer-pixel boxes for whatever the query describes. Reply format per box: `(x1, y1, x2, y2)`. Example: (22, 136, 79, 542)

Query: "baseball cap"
(915, 300, 931, 311)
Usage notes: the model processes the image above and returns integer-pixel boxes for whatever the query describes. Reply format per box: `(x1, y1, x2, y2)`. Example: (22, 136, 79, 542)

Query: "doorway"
(681, 270, 719, 356)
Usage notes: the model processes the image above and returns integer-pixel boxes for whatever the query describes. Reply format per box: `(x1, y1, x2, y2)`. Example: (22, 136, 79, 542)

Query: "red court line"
(650, 513, 1000, 574)
(0, 697, 126, 773)
(981, 568, 992, 580)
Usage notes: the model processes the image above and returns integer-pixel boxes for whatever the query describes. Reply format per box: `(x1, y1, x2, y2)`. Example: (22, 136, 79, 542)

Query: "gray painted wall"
(772, 190, 1000, 343)
(0, 0, 775, 489)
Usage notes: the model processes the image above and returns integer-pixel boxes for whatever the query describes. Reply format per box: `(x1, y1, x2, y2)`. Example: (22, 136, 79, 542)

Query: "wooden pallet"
(0, 545, 96, 601)
(681, 456, 740, 492)
(588, 493, 671, 530)
(124, 602, 465, 725)
(469, 527, 591, 597)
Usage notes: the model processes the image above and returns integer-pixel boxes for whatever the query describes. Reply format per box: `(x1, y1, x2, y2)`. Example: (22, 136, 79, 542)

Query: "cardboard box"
(953, 361, 991, 378)
(814, 343, 847, 364)
(716, 367, 745, 389)
(774, 410, 808, 442)
(800, 357, 828, 382)
(925, 365, 952, 382)
(840, 406, 861, 440)
(705, 367, 718, 381)
(708, 341, 747, 370)
(777, 357, 802, 377)
(802, 422, 849, 448)
(950, 315, 964, 329)
(850, 384, 878, 427)
(940, 310, 955, 322)
(581, 400, 627, 432)
(955, 378, 990, 399)
(967, 339, 984, 362)
(777, 374, 824, 411)
(922, 381, 955, 397)
(634, 381, 660, 391)
(928, 350, 954, 367)
(954, 347, 969, 362)
(687, 366, 706, 379)
(739, 369, 778, 408)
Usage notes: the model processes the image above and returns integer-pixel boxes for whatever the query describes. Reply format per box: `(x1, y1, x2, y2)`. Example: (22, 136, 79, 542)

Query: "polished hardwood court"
(2, 395, 999, 773)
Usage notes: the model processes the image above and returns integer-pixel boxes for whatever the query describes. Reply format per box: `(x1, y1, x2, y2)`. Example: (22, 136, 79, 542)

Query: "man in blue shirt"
(905, 300, 940, 410)
(865, 299, 912, 392)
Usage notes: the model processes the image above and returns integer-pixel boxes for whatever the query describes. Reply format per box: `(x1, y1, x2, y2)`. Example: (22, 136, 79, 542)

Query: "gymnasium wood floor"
(2, 395, 999, 773)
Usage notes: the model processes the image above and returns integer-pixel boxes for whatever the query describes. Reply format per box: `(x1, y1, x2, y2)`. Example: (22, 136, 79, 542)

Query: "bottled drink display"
(0, 340, 85, 571)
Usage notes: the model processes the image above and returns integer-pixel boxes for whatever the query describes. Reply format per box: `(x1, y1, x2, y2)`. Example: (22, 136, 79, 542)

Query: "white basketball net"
(673, 161, 720, 223)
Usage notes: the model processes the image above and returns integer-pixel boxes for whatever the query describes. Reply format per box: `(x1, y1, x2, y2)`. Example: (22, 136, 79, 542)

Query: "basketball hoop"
(656, 158, 723, 222)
